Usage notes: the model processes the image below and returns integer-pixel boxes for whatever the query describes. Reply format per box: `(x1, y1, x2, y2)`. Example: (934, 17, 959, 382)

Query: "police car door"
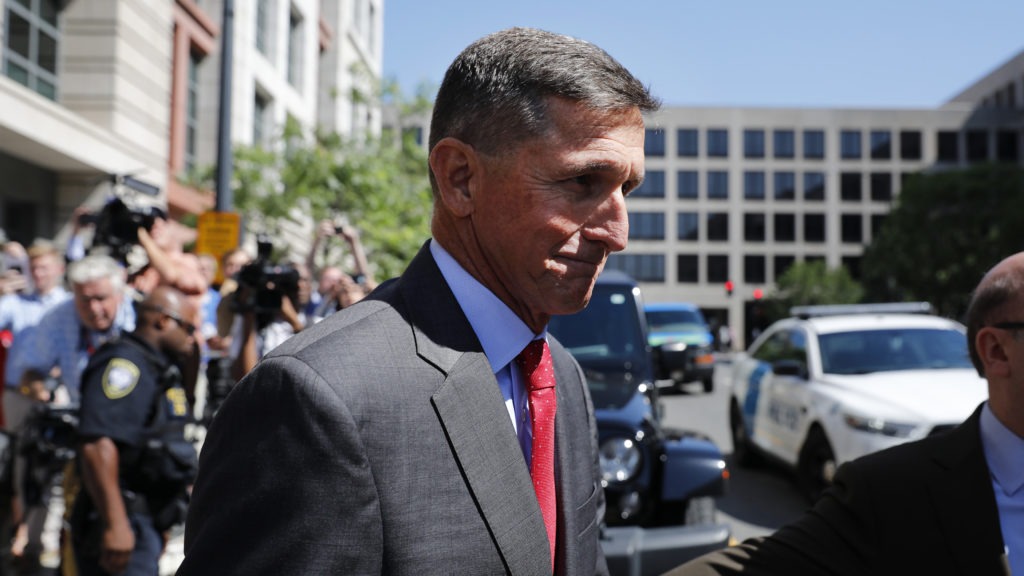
(744, 329, 791, 457)
(766, 328, 813, 465)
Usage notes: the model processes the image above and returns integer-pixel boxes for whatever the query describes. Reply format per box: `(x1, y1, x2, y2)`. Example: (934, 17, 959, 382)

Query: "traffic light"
(725, 280, 734, 296)
(753, 288, 764, 300)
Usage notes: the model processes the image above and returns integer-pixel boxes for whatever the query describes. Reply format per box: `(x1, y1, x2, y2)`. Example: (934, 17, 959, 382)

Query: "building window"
(185, 51, 203, 172)
(744, 129, 765, 158)
(803, 171, 825, 201)
(744, 255, 766, 284)
(774, 213, 795, 242)
(677, 255, 699, 284)
(606, 254, 664, 282)
(774, 255, 795, 280)
(744, 171, 765, 200)
(966, 130, 988, 162)
(840, 172, 862, 201)
(870, 130, 891, 159)
(707, 255, 729, 283)
(677, 128, 699, 157)
(632, 170, 665, 198)
(744, 213, 766, 242)
(645, 128, 665, 156)
(256, 0, 272, 55)
(707, 171, 729, 199)
(804, 213, 826, 243)
(997, 131, 1019, 163)
(803, 130, 825, 159)
(628, 212, 664, 240)
(677, 212, 699, 241)
(774, 171, 795, 200)
(841, 213, 863, 244)
(842, 256, 863, 281)
(677, 170, 699, 199)
(870, 172, 892, 201)
(900, 130, 922, 160)
(707, 212, 729, 241)
(3, 0, 60, 100)
(871, 214, 887, 239)
(841, 130, 862, 159)
(774, 129, 795, 159)
(707, 129, 729, 157)
(253, 91, 270, 146)
(937, 131, 959, 163)
(287, 7, 304, 88)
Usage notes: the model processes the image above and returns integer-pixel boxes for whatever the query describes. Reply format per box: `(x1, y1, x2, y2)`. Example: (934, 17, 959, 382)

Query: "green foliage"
(861, 164, 1024, 319)
(760, 261, 863, 320)
(227, 81, 437, 280)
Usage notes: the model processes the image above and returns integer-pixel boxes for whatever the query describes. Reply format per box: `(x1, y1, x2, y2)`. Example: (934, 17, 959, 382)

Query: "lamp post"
(214, 0, 235, 212)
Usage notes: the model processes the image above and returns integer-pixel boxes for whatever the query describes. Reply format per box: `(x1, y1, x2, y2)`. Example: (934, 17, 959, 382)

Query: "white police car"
(727, 303, 988, 500)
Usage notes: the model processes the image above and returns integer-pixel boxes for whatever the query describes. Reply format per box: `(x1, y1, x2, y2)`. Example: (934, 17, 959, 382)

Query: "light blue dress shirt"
(0, 287, 69, 338)
(4, 292, 136, 403)
(430, 240, 546, 466)
(980, 401, 1024, 576)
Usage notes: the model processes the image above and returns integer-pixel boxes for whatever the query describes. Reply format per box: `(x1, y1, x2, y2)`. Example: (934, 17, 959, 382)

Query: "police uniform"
(71, 333, 196, 576)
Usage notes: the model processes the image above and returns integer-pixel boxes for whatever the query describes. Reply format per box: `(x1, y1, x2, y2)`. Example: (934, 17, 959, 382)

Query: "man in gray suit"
(179, 27, 659, 575)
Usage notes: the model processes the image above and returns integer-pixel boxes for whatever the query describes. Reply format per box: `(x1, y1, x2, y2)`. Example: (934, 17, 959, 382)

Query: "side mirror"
(772, 359, 808, 380)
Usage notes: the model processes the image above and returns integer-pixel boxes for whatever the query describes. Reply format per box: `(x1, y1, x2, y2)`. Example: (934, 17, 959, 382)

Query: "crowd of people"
(0, 212, 375, 574)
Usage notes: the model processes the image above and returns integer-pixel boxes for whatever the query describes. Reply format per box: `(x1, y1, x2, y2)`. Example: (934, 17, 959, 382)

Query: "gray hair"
(67, 254, 125, 291)
(965, 263, 1024, 376)
(428, 27, 659, 184)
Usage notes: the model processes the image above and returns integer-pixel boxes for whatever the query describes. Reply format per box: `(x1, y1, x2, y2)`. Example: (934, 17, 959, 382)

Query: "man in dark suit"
(179, 27, 659, 575)
(665, 252, 1024, 576)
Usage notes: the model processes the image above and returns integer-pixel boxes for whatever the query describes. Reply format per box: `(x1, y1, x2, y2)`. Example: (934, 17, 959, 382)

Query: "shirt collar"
(980, 401, 1024, 496)
(430, 240, 543, 374)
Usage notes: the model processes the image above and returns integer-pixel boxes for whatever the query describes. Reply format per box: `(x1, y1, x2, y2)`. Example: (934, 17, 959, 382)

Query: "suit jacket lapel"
(399, 243, 552, 574)
(927, 406, 1007, 574)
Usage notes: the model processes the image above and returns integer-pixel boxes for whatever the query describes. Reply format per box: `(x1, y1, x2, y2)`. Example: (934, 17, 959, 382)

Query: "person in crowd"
(0, 241, 30, 296)
(0, 240, 69, 346)
(305, 220, 377, 319)
(179, 27, 657, 575)
(4, 254, 135, 571)
(70, 286, 197, 576)
(195, 254, 221, 340)
(666, 252, 1024, 576)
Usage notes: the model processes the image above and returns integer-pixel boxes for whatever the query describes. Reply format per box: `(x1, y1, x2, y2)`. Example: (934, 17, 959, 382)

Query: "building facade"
(623, 51, 1024, 347)
(0, 0, 382, 250)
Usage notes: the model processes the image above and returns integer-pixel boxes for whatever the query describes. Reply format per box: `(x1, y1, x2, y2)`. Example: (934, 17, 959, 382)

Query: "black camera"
(235, 235, 301, 319)
(87, 175, 165, 266)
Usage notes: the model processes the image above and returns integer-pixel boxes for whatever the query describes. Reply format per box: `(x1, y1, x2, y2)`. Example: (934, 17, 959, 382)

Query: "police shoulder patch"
(102, 358, 141, 399)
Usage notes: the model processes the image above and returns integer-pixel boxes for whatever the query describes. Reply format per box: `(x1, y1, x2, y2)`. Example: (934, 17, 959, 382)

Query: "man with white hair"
(4, 254, 135, 570)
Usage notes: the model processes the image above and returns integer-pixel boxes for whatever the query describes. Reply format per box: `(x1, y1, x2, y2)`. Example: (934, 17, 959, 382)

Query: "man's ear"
(429, 137, 479, 218)
(977, 329, 1011, 378)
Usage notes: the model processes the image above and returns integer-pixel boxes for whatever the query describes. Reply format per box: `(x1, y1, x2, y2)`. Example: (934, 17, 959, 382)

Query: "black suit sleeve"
(662, 459, 878, 576)
(179, 355, 383, 575)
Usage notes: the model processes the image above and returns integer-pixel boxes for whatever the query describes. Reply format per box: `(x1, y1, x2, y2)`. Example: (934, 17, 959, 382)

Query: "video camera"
(83, 174, 166, 266)
(235, 234, 301, 321)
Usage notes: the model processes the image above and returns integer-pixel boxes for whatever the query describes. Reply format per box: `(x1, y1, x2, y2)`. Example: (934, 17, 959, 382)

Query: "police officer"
(72, 286, 198, 575)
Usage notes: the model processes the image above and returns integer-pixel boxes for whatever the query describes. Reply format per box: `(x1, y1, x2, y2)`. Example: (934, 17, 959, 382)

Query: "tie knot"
(516, 339, 554, 391)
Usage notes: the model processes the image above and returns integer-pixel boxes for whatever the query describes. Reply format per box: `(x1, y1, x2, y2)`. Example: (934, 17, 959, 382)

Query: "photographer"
(305, 220, 377, 321)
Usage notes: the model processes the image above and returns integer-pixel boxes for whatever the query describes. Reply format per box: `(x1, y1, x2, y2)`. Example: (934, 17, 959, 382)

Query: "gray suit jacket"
(179, 243, 608, 575)
(665, 404, 1008, 576)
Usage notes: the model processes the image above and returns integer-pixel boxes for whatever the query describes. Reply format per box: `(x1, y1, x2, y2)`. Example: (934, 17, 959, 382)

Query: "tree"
(229, 80, 436, 280)
(861, 163, 1024, 319)
(760, 261, 863, 320)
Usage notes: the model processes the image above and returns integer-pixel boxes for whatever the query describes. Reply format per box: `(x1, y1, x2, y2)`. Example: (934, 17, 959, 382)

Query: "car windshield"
(819, 328, 973, 375)
(548, 284, 648, 408)
(646, 309, 706, 332)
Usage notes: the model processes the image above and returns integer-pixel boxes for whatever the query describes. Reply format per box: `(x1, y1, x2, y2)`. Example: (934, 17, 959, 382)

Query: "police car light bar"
(790, 302, 934, 319)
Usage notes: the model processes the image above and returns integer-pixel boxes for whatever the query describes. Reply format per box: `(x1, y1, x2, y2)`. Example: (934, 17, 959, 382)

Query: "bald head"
(965, 252, 1024, 375)
(137, 286, 197, 359)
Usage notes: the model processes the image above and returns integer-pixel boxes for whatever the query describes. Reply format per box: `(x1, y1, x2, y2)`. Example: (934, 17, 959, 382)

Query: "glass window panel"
(632, 170, 665, 198)
(707, 212, 729, 241)
(966, 130, 988, 162)
(677, 170, 698, 199)
(744, 129, 765, 158)
(804, 213, 826, 243)
(8, 12, 31, 59)
(870, 172, 892, 201)
(677, 212, 699, 241)
(744, 213, 766, 242)
(708, 129, 728, 157)
(707, 255, 729, 283)
(803, 130, 825, 159)
(744, 171, 765, 200)
(774, 171, 795, 200)
(744, 255, 766, 284)
(5, 60, 30, 87)
(774, 213, 795, 242)
(774, 255, 795, 280)
(840, 172, 861, 201)
(677, 255, 698, 284)
(870, 130, 891, 159)
(36, 77, 55, 100)
(41, 0, 58, 26)
(841, 214, 863, 243)
(900, 130, 922, 160)
(937, 131, 958, 163)
(841, 130, 861, 159)
(804, 171, 825, 201)
(645, 129, 665, 156)
(707, 171, 728, 199)
(628, 212, 665, 240)
(774, 130, 795, 159)
(37, 30, 56, 73)
(677, 129, 699, 157)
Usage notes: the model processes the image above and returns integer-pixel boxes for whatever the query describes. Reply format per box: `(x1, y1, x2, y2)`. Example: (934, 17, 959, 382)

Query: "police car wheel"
(729, 402, 759, 468)
(798, 427, 835, 503)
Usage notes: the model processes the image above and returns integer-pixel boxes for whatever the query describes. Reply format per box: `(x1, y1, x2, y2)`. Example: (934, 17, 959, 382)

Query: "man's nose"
(582, 190, 629, 253)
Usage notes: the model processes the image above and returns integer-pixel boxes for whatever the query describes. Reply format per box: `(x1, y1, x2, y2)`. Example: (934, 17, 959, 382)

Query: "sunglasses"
(140, 304, 196, 336)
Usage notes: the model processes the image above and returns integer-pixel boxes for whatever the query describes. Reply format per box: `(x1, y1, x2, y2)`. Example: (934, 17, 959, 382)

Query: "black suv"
(548, 270, 729, 576)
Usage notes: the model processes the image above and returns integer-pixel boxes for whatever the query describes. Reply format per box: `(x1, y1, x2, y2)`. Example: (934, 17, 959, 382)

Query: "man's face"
(30, 253, 63, 294)
(223, 252, 250, 279)
(471, 98, 645, 324)
(319, 268, 344, 296)
(163, 301, 198, 359)
(73, 278, 121, 332)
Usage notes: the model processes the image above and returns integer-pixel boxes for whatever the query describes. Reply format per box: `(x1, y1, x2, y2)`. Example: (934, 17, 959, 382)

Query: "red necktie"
(516, 339, 558, 571)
